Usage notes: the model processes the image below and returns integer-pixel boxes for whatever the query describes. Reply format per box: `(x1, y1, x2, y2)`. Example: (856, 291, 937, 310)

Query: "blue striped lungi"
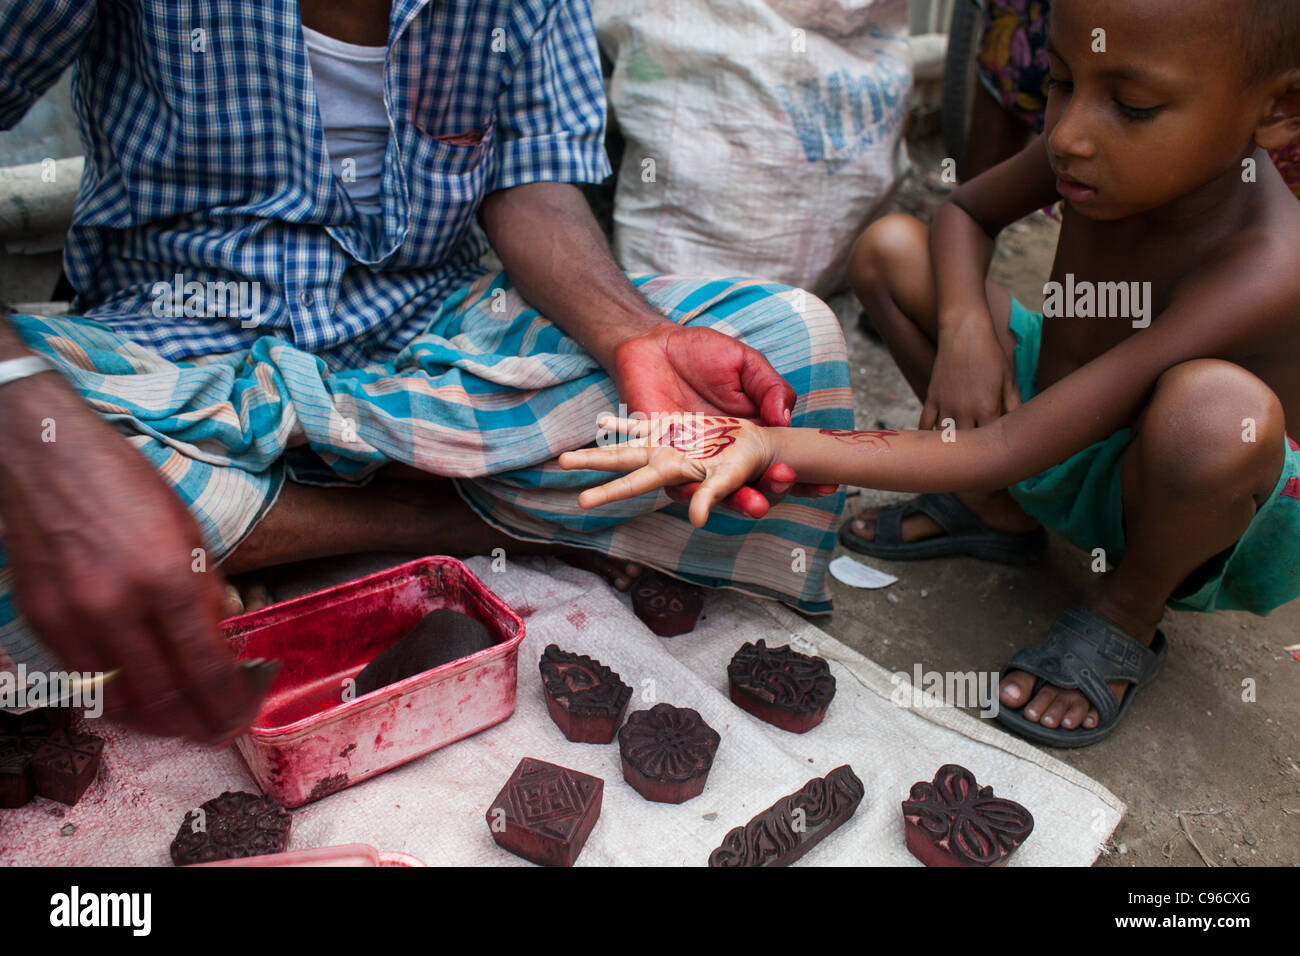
(0, 271, 853, 674)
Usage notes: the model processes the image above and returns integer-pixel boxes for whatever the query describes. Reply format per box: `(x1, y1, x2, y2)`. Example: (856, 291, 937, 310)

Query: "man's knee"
(1135, 359, 1285, 495)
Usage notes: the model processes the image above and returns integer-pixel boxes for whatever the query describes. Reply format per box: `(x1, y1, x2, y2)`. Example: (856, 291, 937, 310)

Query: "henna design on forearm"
(817, 428, 898, 454)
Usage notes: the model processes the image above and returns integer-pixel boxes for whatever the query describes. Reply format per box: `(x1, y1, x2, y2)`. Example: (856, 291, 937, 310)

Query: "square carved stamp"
(486, 758, 603, 867)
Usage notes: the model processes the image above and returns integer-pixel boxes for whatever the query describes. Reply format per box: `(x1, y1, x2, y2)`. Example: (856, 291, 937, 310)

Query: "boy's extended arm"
(771, 240, 1296, 492)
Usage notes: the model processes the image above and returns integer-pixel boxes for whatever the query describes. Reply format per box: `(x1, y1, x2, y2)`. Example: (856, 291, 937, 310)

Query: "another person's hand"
(920, 315, 1021, 431)
(610, 324, 837, 514)
(559, 413, 778, 527)
(0, 368, 262, 743)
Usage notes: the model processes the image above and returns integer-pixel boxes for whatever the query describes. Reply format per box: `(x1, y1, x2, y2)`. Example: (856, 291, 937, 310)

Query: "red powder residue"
(566, 609, 588, 630)
(514, 605, 536, 618)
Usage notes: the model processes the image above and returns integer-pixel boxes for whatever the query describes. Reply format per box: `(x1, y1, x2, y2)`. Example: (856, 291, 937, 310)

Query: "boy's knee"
(1138, 359, 1285, 492)
(848, 213, 928, 293)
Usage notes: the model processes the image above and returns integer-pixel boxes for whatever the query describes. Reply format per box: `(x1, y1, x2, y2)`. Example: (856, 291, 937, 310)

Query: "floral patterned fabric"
(976, 0, 1051, 132)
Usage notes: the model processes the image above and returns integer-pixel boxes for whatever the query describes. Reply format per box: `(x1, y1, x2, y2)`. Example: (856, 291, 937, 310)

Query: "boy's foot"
(995, 603, 1166, 747)
(846, 488, 1040, 544)
(839, 490, 1046, 563)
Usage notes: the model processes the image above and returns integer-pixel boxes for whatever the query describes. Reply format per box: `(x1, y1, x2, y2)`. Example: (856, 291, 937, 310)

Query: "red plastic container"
(222, 557, 525, 808)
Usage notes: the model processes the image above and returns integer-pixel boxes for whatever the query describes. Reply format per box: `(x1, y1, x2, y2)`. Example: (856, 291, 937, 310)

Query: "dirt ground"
(813, 132, 1300, 867)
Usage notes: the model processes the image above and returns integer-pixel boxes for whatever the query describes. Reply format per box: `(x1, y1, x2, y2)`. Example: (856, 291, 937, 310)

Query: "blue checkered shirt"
(0, 0, 611, 368)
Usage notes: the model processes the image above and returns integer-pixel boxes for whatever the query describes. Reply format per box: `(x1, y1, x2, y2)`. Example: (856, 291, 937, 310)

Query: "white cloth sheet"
(0, 557, 1123, 866)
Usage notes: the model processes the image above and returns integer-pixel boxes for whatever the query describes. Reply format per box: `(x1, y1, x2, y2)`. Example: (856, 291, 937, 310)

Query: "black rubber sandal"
(838, 492, 1046, 564)
(994, 604, 1168, 749)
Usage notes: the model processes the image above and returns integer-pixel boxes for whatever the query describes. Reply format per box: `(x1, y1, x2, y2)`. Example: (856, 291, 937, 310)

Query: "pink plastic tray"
(222, 556, 525, 808)
(191, 844, 425, 867)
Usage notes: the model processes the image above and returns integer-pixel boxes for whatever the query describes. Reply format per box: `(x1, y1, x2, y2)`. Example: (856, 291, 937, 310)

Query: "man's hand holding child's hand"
(559, 413, 778, 527)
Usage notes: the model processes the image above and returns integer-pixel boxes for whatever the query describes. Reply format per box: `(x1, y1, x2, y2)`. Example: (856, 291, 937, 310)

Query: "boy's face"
(1043, 0, 1264, 220)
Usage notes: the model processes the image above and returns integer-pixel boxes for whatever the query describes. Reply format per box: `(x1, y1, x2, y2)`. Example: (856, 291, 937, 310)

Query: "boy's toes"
(1082, 708, 1100, 729)
(849, 514, 875, 537)
(1040, 691, 1085, 729)
(1022, 685, 1060, 724)
(998, 670, 1038, 707)
(1059, 694, 1092, 730)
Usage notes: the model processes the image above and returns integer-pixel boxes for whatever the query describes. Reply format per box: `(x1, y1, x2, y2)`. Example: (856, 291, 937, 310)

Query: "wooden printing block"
(170, 791, 293, 865)
(0, 707, 75, 751)
(30, 729, 103, 806)
(901, 764, 1034, 867)
(0, 736, 35, 809)
(486, 757, 603, 867)
(727, 639, 836, 733)
(708, 764, 865, 866)
(631, 571, 704, 637)
(618, 703, 720, 804)
(539, 644, 632, 744)
(354, 608, 496, 697)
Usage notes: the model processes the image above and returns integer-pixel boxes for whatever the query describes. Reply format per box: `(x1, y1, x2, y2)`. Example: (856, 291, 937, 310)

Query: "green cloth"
(1006, 298, 1300, 615)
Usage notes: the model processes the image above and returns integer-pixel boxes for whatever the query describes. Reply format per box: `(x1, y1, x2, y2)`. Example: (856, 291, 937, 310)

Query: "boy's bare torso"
(1038, 164, 1300, 428)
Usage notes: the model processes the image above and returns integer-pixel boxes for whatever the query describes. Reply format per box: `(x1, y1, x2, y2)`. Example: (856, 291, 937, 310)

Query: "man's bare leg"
(223, 474, 644, 594)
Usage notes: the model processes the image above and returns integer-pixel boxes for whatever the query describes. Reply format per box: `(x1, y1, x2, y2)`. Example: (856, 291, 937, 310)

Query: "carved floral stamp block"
(727, 640, 836, 733)
(901, 764, 1034, 867)
(170, 791, 293, 865)
(618, 703, 720, 804)
(631, 572, 704, 637)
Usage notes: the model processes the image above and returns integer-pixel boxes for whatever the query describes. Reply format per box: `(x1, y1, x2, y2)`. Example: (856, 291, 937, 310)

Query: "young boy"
(559, 0, 1300, 747)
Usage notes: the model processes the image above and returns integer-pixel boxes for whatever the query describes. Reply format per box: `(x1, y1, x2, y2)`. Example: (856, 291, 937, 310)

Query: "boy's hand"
(921, 317, 1021, 430)
(610, 325, 837, 515)
(558, 413, 778, 528)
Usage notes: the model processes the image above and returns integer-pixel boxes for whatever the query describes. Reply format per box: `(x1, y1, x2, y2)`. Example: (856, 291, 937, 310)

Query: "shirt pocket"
(409, 114, 498, 178)
(400, 115, 499, 263)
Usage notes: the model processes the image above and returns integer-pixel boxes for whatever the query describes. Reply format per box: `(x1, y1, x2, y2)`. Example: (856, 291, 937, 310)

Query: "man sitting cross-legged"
(0, 0, 851, 742)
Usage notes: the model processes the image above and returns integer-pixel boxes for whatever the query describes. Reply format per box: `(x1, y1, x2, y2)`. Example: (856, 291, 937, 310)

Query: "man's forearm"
(0, 311, 79, 501)
(477, 182, 670, 370)
(0, 311, 36, 359)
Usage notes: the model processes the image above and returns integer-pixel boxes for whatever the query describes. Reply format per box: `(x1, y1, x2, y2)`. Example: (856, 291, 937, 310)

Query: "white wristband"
(0, 354, 58, 389)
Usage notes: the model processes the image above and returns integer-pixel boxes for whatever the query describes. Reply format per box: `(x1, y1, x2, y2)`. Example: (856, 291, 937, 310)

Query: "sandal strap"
(912, 493, 984, 535)
(1003, 604, 1160, 726)
(873, 493, 982, 546)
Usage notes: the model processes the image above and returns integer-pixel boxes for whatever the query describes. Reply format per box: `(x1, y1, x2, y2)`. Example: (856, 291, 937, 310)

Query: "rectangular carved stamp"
(708, 764, 864, 866)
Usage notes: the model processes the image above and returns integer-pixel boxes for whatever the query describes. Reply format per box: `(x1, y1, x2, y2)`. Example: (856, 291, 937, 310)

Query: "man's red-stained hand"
(610, 324, 839, 517)
(0, 366, 263, 744)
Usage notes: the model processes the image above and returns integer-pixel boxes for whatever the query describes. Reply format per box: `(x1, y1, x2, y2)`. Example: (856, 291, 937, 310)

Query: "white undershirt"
(302, 24, 389, 215)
